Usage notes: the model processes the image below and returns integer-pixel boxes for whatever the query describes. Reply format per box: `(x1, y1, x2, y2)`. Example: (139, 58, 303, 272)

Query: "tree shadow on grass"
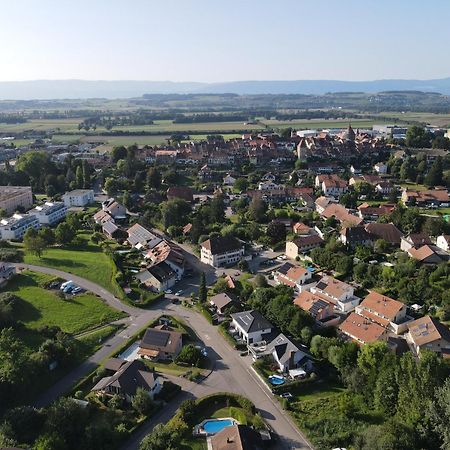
(38, 257, 85, 268)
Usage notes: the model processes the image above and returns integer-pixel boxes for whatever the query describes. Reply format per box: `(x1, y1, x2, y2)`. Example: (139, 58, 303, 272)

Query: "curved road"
(15, 263, 313, 450)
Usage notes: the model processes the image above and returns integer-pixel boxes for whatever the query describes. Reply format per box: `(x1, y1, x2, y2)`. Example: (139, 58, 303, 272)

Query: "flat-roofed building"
(29, 201, 68, 225)
(0, 186, 33, 215)
(62, 189, 94, 207)
(0, 213, 40, 240)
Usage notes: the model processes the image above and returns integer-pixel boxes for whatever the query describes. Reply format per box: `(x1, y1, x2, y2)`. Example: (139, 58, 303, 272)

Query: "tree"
(214, 277, 229, 293)
(248, 197, 267, 222)
(198, 272, 207, 303)
(405, 125, 432, 148)
(234, 178, 248, 192)
(266, 221, 286, 244)
(139, 423, 178, 450)
(428, 377, 450, 449)
(111, 146, 127, 163)
(374, 238, 389, 254)
(424, 156, 443, 187)
(38, 227, 55, 246)
(75, 166, 83, 189)
(175, 344, 202, 366)
(160, 199, 191, 229)
(146, 167, 162, 190)
(55, 223, 76, 245)
(131, 387, 153, 415)
(431, 135, 450, 150)
(23, 228, 47, 258)
(254, 274, 268, 288)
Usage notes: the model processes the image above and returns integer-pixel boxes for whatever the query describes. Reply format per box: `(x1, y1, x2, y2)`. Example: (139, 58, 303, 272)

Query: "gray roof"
(231, 310, 273, 333)
(266, 333, 309, 368)
(210, 292, 235, 310)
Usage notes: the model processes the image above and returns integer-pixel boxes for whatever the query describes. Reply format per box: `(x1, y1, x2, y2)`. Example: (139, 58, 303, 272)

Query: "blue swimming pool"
(268, 375, 285, 385)
(203, 419, 234, 434)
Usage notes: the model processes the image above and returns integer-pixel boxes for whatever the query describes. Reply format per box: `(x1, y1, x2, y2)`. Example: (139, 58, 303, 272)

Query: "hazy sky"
(1, 0, 449, 82)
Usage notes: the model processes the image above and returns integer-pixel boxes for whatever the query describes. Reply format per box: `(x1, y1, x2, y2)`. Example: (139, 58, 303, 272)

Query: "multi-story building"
(0, 214, 40, 240)
(62, 189, 94, 207)
(0, 186, 33, 215)
(29, 202, 68, 225)
(200, 236, 245, 267)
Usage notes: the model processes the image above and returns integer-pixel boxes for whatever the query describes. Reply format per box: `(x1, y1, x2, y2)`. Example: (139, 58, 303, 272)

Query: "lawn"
(22, 231, 122, 297)
(5, 271, 126, 335)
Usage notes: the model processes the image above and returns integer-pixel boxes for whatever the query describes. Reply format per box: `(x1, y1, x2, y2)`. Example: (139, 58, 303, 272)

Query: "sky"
(1, 0, 449, 82)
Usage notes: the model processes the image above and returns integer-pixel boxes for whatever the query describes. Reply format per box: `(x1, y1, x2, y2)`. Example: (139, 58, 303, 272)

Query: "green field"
(5, 271, 125, 335)
(22, 232, 121, 296)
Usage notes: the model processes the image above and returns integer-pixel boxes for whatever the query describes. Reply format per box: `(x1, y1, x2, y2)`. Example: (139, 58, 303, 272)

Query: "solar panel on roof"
(142, 329, 170, 347)
(316, 281, 327, 290)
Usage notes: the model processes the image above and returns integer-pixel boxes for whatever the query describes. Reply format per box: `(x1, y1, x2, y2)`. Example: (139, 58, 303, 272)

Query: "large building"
(200, 236, 245, 267)
(62, 189, 94, 207)
(0, 213, 40, 240)
(29, 201, 68, 225)
(0, 186, 33, 215)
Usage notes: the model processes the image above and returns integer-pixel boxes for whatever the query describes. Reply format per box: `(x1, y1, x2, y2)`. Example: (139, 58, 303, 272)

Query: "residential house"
(210, 424, 264, 450)
(294, 291, 334, 321)
(402, 189, 450, 207)
(375, 181, 395, 195)
(145, 239, 185, 280)
(374, 162, 388, 174)
(62, 189, 94, 207)
(102, 221, 121, 239)
(315, 196, 335, 214)
(400, 234, 432, 252)
(166, 186, 194, 203)
(274, 262, 312, 292)
(102, 199, 127, 219)
(355, 291, 409, 334)
(339, 226, 374, 248)
(292, 222, 315, 235)
(135, 261, 177, 292)
(127, 223, 157, 249)
(285, 235, 324, 259)
(93, 209, 114, 225)
(407, 245, 449, 264)
(357, 203, 395, 220)
(0, 213, 40, 240)
(0, 262, 15, 288)
(310, 275, 361, 312)
(436, 234, 450, 252)
(315, 174, 348, 197)
(339, 312, 388, 345)
(138, 326, 183, 360)
(210, 292, 237, 314)
(364, 222, 403, 246)
(29, 202, 68, 226)
(406, 316, 450, 357)
(0, 186, 33, 214)
(223, 174, 237, 186)
(200, 236, 245, 268)
(265, 333, 314, 375)
(230, 310, 273, 345)
(320, 203, 363, 227)
(91, 359, 162, 401)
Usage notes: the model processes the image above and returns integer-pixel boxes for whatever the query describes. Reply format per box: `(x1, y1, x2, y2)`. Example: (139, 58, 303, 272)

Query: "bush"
(175, 344, 202, 366)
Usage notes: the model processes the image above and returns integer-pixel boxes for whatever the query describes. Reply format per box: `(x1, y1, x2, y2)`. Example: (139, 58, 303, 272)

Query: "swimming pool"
(202, 419, 235, 434)
(268, 375, 285, 385)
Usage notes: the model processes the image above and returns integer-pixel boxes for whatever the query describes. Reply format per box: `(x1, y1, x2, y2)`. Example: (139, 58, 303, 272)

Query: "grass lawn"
(22, 231, 122, 297)
(5, 271, 126, 335)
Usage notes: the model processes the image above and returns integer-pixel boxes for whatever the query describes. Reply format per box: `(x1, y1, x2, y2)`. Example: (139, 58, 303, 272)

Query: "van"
(60, 280, 73, 290)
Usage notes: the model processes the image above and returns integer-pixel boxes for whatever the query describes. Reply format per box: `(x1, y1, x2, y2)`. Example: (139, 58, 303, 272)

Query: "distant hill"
(1, 78, 450, 99)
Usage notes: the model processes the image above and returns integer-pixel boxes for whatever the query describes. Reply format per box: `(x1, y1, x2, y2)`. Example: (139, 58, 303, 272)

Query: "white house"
(29, 202, 68, 226)
(436, 235, 450, 252)
(0, 214, 40, 240)
(62, 189, 94, 207)
(274, 262, 312, 292)
(200, 236, 245, 268)
(374, 162, 388, 174)
(230, 310, 273, 345)
(223, 174, 237, 186)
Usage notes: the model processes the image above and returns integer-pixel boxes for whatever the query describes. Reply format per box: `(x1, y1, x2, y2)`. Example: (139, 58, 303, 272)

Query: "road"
(16, 263, 313, 449)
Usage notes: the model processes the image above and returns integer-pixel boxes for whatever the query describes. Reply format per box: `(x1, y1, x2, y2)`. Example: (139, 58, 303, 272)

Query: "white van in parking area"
(60, 280, 73, 290)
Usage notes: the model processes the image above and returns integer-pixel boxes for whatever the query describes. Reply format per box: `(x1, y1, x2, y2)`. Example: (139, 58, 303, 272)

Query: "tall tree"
(198, 272, 207, 303)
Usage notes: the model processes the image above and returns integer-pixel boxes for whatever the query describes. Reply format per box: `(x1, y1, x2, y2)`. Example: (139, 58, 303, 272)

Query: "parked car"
(63, 286, 74, 294)
(60, 280, 73, 290)
(165, 289, 173, 294)
(279, 392, 293, 400)
(175, 290, 183, 296)
(71, 287, 82, 294)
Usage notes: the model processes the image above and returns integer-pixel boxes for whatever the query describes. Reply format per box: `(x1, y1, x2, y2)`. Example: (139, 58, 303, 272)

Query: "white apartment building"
(0, 214, 40, 240)
(30, 202, 68, 226)
(200, 236, 245, 268)
(62, 189, 94, 207)
(0, 186, 33, 215)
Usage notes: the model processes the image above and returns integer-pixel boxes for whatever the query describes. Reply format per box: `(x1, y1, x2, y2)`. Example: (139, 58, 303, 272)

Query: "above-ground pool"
(202, 419, 235, 434)
(268, 375, 285, 385)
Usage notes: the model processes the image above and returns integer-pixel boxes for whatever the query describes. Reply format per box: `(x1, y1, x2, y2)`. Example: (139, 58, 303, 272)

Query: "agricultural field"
(377, 111, 450, 127)
(5, 271, 125, 335)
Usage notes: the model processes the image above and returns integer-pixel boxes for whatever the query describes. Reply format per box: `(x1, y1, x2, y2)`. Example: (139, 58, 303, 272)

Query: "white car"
(175, 290, 183, 296)
(165, 289, 173, 294)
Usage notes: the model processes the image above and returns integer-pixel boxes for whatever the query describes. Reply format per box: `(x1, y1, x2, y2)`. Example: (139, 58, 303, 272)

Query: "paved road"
(17, 263, 313, 449)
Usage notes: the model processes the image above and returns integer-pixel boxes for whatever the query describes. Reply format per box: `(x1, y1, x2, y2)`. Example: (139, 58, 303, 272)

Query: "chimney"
(227, 438, 234, 443)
